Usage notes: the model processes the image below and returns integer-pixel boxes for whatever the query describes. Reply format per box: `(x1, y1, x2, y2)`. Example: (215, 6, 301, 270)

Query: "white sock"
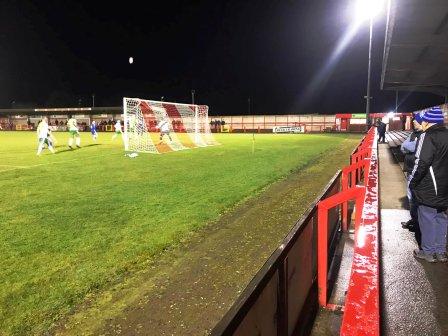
(76, 137, 81, 146)
(69, 138, 73, 147)
(37, 142, 44, 155)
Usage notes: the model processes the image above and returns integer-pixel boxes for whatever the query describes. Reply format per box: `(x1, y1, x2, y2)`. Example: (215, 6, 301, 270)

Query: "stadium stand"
(385, 130, 411, 171)
(385, 130, 409, 148)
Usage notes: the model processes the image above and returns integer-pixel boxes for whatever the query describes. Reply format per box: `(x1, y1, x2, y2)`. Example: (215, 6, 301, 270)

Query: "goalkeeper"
(67, 115, 81, 149)
(36, 117, 56, 155)
(156, 117, 172, 143)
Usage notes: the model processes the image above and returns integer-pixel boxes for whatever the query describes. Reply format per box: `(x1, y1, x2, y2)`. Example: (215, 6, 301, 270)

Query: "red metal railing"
(317, 185, 365, 309)
(341, 159, 370, 231)
(340, 128, 379, 336)
(317, 127, 379, 335)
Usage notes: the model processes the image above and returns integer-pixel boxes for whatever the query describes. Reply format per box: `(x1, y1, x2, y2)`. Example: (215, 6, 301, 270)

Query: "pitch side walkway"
(379, 143, 448, 335)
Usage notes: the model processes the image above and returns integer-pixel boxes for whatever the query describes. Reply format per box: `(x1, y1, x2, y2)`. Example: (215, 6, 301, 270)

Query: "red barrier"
(351, 148, 372, 180)
(351, 148, 372, 163)
(341, 159, 370, 231)
(317, 185, 365, 308)
(340, 128, 380, 336)
(317, 126, 379, 330)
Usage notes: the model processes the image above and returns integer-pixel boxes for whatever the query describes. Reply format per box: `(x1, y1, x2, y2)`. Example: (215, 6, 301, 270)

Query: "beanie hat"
(413, 112, 423, 124)
(422, 106, 444, 124)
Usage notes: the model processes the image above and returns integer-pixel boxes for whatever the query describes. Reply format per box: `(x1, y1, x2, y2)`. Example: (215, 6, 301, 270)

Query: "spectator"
(400, 113, 423, 246)
(401, 114, 407, 130)
(409, 106, 448, 263)
(376, 118, 386, 143)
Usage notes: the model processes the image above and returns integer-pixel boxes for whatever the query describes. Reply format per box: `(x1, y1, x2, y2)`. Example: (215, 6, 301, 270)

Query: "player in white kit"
(36, 117, 56, 155)
(156, 118, 172, 144)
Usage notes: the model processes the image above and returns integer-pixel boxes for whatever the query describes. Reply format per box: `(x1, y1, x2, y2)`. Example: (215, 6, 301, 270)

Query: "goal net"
(123, 97, 218, 154)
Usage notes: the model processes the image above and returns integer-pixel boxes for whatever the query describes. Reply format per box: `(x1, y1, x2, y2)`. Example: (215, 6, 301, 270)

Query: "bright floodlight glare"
(129, 57, 134, 64)
(387, 111, 395, 118)
(355, 0, 385, 23)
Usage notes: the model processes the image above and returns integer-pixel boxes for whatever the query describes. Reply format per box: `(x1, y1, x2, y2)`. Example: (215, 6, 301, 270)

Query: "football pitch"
(0, 131, 359, 335)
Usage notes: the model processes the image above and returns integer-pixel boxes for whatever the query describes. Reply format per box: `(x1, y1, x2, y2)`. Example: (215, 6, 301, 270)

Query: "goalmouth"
(123, 97, 219, 154)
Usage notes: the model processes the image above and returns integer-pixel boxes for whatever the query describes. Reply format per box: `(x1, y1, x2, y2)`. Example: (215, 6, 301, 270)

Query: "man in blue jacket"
(409, 106, 448, 263)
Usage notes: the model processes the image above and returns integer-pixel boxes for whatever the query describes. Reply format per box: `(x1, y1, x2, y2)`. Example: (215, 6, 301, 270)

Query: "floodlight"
(354, 0, 385, 23)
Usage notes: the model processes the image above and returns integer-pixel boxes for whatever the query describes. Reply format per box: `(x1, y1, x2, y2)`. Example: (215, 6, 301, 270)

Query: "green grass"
(0, 131, 357, 335)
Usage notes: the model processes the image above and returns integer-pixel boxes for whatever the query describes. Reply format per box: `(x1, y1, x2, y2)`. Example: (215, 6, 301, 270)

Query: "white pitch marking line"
(0, 164, 29, 168)
(1, 151, 124, 172)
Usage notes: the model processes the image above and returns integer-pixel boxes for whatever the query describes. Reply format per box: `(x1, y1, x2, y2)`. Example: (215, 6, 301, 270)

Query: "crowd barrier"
(339, 128, 379, 336)
(211, 127, 379, 335)
(317, 127, 379, 336)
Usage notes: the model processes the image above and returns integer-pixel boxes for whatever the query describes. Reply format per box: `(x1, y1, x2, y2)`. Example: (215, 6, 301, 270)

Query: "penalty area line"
(0, 164, 29, 168)
(0, 165, 32, 173)
(1, 151, 125, 172)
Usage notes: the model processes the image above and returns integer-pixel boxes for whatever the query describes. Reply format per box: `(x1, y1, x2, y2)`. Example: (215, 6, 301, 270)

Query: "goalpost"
(123, 97, 218, 154)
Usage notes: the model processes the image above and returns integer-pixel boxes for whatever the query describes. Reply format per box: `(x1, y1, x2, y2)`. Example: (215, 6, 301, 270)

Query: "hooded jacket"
(409, 124, 448, 209)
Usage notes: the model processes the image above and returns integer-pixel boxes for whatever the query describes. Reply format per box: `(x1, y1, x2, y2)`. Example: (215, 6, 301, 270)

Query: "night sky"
(0, 0, 444, 115)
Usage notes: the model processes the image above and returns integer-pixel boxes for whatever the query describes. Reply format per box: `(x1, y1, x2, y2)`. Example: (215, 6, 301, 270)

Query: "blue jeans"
(406, 178, 419, 224)
(417, 205, 448, 254)
(407, 175, 421, 246)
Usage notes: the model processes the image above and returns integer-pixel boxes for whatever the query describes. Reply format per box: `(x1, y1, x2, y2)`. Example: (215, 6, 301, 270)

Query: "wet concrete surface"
(381, 209, 448, 336)
(378, 143, 408, 209)
(380, 144, 448, 336)
(310, 309, 344, 336)
(310, 231, 354, 336)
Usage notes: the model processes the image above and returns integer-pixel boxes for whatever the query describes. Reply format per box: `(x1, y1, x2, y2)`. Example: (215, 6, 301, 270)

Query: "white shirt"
(114, 122, 122, 132)
(157, 120, 170, 132)
(38, 122, 49, 139)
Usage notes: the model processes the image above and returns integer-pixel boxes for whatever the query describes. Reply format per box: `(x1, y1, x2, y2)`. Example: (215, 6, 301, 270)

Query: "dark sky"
(0, 0, 444, 115)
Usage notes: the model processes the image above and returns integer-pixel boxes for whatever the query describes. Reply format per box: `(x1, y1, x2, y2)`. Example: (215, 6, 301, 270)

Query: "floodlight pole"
(191, 90, 195, 105)
(395, 91, 398, 112)
(92, 94, 95, 108)
(364, 17, 373, 130)
(365, 16, 373, 130)
(248, 97, 254, 131)
(249, 97, 255, 154)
